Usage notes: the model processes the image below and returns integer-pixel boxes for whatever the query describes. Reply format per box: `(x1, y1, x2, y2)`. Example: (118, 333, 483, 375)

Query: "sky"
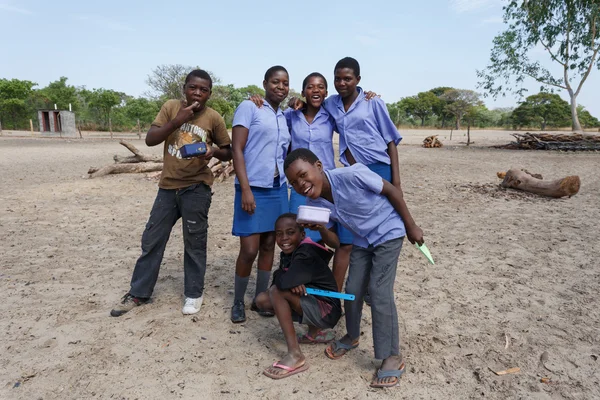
(1, 0, 599, 117)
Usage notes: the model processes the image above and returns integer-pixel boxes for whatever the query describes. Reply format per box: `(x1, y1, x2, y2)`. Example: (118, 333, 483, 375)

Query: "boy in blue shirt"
(284, 148, 424, 389)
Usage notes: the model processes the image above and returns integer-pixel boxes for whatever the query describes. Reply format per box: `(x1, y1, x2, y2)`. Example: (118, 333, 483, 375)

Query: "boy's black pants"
(129, 183, 212, 299)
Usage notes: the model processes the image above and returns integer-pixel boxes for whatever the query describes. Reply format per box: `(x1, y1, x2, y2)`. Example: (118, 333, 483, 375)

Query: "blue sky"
(1, 0, 599, 117)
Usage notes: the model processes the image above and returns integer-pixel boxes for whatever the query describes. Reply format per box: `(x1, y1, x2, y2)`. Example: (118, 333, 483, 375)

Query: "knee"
(238, 244, 259, 263)
(259, 235, 276, 253)
(255, 291, 272, 310)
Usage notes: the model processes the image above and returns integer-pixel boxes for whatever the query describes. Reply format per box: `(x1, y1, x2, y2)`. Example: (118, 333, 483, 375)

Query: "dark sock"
(234, 274, 249, 303)
(254, 269, 271, 300)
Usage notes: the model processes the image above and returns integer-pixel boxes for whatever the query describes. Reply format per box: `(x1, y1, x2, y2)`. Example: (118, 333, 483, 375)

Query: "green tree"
(441, 89, 482, 130)
(577, 105, 600, 128)
(402, 91, 438, 126)
(122, 97, 160, 129)
(512, 92, 570, 130)
(477, 0, 600, 132)
(0, 78, 37, 129)
(39, 77, 80, 111)
(429, 87, 454, 128)
(145, 64, 220, 100)
(86, 89, 121, 127)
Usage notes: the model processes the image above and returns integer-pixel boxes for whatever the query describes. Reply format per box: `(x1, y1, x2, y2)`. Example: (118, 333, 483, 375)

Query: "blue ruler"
(306, 288, 355, 301)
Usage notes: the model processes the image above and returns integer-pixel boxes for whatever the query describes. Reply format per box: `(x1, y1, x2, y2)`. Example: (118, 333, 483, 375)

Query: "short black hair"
(302, 72, 328, 91)
(264, 65, 288, 81)
(184, 69, 213, 88)
(275, 213, 305, 233)
(284, 148, 319, 171)
(334, 57, 360, 77)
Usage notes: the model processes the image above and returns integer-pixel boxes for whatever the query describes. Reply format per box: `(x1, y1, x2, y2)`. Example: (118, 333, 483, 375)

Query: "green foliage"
(39, 77, 79, 111)
(441, 89, 483, 130)
(577, 105, 600, 128)
(85, 88, 122, 127)
(512, 92, 571, 129)
(477, 0, 600, 131)
(401, 91, 438, 126)
(0, 78, 37, 129)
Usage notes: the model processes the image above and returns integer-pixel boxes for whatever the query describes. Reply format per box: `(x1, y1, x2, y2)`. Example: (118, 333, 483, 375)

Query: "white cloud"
(450, 0, 499, 13)
(0, 3, 32, 14)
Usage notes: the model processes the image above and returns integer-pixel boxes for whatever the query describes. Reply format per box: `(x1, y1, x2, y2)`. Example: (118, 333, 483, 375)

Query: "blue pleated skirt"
(232, 180, 288, 237)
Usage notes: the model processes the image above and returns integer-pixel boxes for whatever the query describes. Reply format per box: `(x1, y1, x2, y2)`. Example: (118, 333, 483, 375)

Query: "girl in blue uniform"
(231, 66, 291, 323)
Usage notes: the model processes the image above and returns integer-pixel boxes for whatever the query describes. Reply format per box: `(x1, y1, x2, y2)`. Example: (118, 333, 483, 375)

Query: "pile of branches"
(87, 140, 235, 182)
(497, 133, 600, 151)
(423, 135, 443, 148)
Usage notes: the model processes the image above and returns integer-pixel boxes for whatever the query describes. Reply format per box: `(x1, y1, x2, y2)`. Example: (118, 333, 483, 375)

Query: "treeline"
(1, 64, 598, 132)
(387, 88, 599, 130)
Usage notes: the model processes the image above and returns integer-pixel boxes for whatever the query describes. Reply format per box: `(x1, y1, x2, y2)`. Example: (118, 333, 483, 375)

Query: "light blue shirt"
(284, 107, 336, 171)
(307, 164, 406, 248)
(232, 100, 291, 188)
(323, 87, 402, 167)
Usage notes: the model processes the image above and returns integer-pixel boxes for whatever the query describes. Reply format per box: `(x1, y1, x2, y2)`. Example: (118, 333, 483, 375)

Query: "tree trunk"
(467, 122, 471, 146)
(421, 117, 425, 126)
(568, 91, 583, 132)
(87, 162, 163, 178)
(501, 168, 580, 198)
(455, 116, 460, 130)
(541, 119, 546, 130)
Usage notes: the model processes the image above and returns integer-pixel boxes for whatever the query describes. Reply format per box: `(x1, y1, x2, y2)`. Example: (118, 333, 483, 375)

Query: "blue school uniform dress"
(232, 100, 290, 236)
(284, 107, 351, 242)
(323, 87, 402, 182)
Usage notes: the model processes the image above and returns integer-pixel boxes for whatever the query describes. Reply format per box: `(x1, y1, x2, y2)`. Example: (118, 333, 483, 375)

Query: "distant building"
(38, 109, 77, 137)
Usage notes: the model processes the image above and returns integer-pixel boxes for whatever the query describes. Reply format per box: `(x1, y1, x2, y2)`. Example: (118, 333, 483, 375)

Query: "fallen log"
(87, 140, 235, 182)
(496, 132, 600, 151)
(88, 162, 164, 178)
(500, 168, 580, 198)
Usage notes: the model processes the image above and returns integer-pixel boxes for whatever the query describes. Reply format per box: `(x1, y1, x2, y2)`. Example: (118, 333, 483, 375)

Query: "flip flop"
(324, 339, 359, 360)
(370, 362, 406, 388)
(263, 361, 309, 380)
(297, 330, 335, 344)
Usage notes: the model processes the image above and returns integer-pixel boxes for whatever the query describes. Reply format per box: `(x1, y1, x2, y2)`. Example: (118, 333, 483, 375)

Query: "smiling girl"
(230, 66, 291, 323)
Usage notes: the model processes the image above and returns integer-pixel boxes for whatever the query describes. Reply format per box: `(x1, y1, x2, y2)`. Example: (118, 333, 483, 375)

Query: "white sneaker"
(182, 296, 203, 315)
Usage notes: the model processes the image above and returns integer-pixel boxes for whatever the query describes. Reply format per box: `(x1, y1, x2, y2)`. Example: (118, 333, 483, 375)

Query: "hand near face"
(174, 101, 200, 126)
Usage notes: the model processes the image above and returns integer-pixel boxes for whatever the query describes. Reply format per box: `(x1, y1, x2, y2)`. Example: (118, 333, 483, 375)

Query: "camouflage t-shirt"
(152, 99, 231, 189)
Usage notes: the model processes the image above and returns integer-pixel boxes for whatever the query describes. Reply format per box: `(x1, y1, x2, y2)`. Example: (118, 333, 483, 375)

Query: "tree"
(477, 0, 600, 132)
(39, 77, 79, 111)
(145, 64, 220, 100)
(122, 98, 160, 129)
(402, 91, 438, 126)
(577, 105, 600, 128)
(441, 89, 482, 130)
(463, 105, 487, 145)
(429, 87, 455, 128)
(86, 89, 121, 128)
(0, 78, 37, 129)
(512, 92, 570, 129)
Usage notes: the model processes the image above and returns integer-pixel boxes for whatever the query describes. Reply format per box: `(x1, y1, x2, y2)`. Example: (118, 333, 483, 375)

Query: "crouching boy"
(255, 213, 342, 379)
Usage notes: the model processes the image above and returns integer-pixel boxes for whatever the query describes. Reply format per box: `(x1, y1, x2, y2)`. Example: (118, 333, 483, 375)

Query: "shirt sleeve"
(372, 98, 402, 146)
(354, 164, 384, 194)
(276, 252, 315, 290)
(211, 113, 232, 147)
(232, 100, 256, 129)
(152, 99, 177, 127)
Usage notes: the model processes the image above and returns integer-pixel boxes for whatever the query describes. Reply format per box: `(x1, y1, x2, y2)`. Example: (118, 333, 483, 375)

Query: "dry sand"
(1, 130, 599, 399)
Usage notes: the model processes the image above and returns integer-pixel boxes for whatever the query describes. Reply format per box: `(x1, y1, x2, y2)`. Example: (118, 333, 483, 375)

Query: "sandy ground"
(1, 130, 599, 400)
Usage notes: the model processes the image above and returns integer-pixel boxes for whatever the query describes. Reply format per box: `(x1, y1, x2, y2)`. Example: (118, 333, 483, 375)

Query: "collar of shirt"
(334, 87, 365, 114)
(297, 106, 329, 125)
(262, 99, 284, 115)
